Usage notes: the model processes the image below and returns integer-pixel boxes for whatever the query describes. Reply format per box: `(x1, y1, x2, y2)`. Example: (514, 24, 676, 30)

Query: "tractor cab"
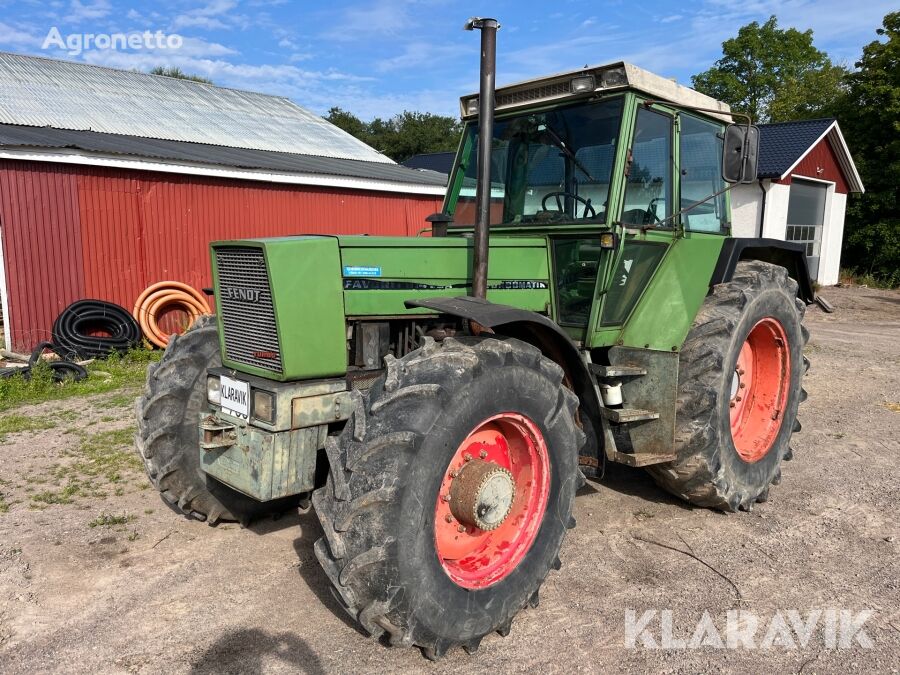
(441, 62, 739, 344)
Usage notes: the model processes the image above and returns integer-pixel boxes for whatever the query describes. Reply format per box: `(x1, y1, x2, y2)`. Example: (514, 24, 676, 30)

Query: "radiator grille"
(215, 246, 283, 373)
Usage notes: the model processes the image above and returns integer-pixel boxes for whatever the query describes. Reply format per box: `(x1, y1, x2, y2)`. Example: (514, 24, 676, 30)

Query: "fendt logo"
(222, 287, 261, 303)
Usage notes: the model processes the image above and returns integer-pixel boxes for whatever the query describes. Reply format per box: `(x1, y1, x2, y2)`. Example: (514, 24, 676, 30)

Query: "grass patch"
(839, 269, 899, 290)
(32, 483, 83, 505)
(70, 427, 142, 483)
(88, 512, 135, 528)
(0, 348, 160, 414)
(0, 413, 56, 442)
(0, 494, 8, 514)
(28, 426, 142, 507)
(885, 402, 900, 413)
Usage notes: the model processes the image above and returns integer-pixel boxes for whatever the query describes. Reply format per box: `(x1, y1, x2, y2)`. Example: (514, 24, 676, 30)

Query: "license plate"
(220, 375, 250, 419)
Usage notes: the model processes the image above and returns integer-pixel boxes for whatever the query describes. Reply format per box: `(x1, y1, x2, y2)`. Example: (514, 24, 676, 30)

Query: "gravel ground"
(0, 285, 898, 674)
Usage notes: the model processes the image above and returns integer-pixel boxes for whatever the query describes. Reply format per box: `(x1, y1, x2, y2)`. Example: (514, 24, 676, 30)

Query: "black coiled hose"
(0, 342, 88, 382)
(52, 299, 143, 360)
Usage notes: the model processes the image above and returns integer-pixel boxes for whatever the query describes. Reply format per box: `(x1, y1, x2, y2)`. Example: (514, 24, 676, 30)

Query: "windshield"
(450, 97, 623, 227)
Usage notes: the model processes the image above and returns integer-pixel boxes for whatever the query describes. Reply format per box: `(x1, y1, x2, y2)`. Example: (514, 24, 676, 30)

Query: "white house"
(731, 119, 864, 286)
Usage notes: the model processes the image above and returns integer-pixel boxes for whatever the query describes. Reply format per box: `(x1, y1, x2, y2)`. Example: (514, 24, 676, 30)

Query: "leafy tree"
(149, 66, 213, 84)
(692, 16, 845, 123)
(325, 106, 369, 139)
(834, 12, 900, 286)
(325, 107, 462, 163)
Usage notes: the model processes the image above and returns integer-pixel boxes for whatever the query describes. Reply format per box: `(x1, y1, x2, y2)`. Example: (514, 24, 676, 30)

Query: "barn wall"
(0, 160, 443, 351)
(774, 137, 849, 194)
(0, 162, 85, 348)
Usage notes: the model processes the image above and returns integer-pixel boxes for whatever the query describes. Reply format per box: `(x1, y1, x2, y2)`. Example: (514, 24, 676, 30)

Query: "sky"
(0, 0, 894, 120)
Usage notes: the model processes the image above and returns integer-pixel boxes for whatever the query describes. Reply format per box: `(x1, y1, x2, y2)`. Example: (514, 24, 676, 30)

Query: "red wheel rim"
(434, 413, 550, 589)
(730, 318, 791, 462)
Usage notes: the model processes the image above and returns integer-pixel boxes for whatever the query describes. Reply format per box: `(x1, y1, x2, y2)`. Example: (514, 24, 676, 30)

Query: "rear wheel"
(312, 337, 585, 659)
(647, 261, 809, 511)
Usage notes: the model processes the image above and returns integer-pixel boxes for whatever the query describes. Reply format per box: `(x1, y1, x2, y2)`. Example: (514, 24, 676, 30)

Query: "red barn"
(0, 52, 446, 352)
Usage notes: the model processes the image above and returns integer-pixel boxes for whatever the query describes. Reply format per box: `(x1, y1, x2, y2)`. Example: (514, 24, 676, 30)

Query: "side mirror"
(722, 123, 760, 184)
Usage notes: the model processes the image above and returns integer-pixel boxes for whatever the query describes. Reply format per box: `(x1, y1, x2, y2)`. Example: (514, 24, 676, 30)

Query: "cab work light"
(570, 75, 596, 93)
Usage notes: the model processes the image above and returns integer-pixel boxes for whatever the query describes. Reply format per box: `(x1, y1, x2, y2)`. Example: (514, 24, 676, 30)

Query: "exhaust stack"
(464, 17, 499, 299)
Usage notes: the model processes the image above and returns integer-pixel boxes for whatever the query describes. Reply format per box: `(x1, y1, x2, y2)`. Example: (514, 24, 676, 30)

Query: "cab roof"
(461, 61, 732, 122)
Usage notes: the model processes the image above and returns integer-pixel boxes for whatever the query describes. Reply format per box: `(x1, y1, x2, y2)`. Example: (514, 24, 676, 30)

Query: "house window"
(786, 178, 827, 278)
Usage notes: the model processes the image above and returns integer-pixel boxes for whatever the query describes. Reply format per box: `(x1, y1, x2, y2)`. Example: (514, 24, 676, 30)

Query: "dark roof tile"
(757, 118, 835, 179)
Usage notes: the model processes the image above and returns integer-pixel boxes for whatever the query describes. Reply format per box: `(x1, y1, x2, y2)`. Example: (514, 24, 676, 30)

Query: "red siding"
(773, 136, 849, 194)
(0, 161, 443, 351)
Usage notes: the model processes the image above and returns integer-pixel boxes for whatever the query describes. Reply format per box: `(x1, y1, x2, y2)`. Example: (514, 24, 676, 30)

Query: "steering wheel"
(647, 197, 663, 224)
(541, 191, 597, 219)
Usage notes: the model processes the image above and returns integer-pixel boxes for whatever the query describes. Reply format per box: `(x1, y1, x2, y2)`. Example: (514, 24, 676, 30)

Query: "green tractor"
(136, 19, 810, 660)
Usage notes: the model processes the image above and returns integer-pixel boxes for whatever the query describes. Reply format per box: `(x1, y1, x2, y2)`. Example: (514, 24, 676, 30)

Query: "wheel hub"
(449, 460, 516, 531)
(433, 413, 550, 589)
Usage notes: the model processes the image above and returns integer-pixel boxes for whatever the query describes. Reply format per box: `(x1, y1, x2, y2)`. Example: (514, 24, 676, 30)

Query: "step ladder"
(588, 354, 677, 467)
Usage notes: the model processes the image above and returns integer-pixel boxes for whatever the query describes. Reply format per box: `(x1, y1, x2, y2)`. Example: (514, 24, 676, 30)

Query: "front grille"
(215, 246, 283, 374)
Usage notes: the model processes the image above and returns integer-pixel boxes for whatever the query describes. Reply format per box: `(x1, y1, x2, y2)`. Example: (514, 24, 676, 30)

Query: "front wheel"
(647, 261, 809, 511)
(312, 337, 585, 659)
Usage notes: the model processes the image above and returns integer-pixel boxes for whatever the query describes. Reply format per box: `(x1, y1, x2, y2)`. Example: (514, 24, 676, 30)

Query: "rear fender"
(711, 238, 815, 303)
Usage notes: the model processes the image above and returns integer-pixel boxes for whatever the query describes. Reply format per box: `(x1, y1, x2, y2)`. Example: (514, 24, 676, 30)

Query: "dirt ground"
(1, 285, 898, 674)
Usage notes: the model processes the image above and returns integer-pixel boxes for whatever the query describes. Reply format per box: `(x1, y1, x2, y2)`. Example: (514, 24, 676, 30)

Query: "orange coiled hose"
(133, 281, 212, 349)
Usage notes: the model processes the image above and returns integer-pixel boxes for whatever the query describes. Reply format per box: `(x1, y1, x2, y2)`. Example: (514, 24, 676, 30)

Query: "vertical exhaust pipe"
(464, 17, 499, 299)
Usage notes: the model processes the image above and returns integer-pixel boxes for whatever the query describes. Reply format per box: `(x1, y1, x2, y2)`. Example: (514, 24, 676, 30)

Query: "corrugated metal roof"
(0, 51, 393, 163)
(0, 123, 447, 187)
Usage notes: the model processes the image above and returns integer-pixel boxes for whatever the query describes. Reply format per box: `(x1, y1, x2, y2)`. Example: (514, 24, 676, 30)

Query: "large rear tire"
(647, 261, 809, 511)
(312, 337, 585, 659)
(135, 316, 293, 525)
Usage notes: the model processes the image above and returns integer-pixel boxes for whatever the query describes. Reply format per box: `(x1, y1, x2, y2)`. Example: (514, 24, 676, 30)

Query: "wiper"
(538, 123, 597, 182)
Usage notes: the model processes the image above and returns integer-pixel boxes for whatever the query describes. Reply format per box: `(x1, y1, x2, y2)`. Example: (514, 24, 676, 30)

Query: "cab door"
(593, 102, 676, 338)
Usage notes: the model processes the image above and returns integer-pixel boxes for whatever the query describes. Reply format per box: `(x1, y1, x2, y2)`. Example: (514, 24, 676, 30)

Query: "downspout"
(757, 179, 767, 239)
(464, 17, 499, 299)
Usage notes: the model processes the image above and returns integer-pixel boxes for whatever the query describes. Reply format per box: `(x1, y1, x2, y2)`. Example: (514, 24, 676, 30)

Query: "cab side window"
(621, 107, 672, 226)
(680, 114, 727, 232)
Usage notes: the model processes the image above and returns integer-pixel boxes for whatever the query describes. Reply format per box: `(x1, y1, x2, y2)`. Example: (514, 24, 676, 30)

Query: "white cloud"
(66, 0, 112, 22)
(0, 21, 41, 48)
(375, 41, 462, 73)
(659, 14, 683, 23)
(173, 0, 239, 31)
(322, 0, 414, 42)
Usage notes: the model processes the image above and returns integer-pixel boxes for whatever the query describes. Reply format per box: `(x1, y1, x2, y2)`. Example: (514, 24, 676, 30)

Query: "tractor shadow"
(189, 627, 325, 675)
(291, 510, 368, 637)
(245, 507, 303, 535)
(592, 462, 698, 511)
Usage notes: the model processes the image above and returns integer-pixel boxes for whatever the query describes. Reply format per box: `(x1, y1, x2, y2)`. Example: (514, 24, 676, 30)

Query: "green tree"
(149, 66, 213, 84)
(835, 12, 900, 286)
(325, 108, 462, 163)
(692, 16, 845, 122)
(325, 107, 369, 140)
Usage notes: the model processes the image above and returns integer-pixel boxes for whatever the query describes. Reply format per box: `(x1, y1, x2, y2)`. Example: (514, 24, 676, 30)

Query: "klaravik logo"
(222, 287, 262, 303)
